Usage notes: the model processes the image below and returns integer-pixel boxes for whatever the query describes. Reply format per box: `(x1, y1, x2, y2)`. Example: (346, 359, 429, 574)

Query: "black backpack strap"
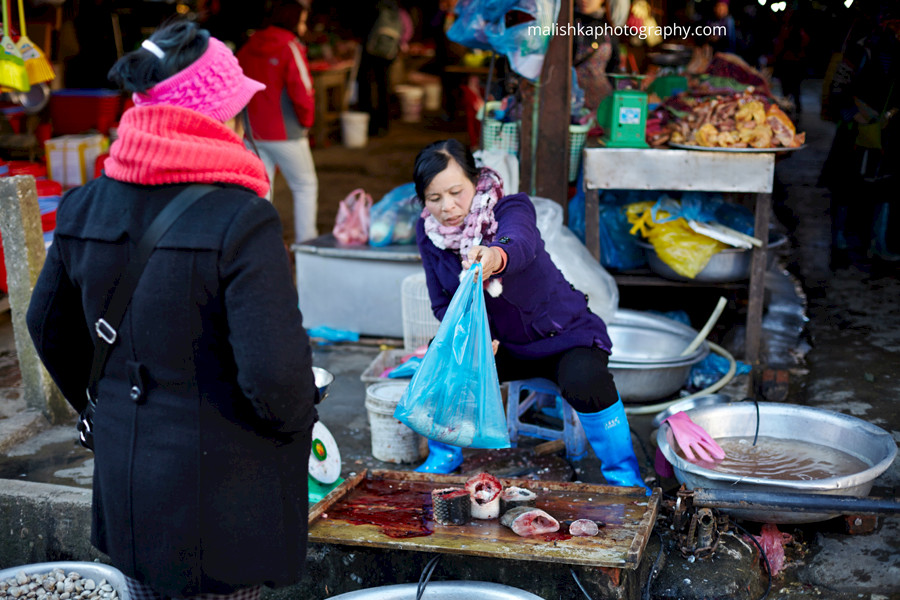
(86, 184, 218, 402)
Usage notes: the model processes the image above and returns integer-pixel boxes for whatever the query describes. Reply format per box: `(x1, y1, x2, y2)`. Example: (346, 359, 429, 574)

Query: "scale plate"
(668, 142, 807, 153)
(309, 421, 341, 484)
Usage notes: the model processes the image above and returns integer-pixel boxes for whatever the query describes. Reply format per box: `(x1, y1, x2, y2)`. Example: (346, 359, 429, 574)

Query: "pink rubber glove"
(662, 411, 726, 464)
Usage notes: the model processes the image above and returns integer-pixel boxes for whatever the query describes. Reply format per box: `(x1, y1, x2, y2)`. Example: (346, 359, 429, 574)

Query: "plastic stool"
(506, 378, 588, 460)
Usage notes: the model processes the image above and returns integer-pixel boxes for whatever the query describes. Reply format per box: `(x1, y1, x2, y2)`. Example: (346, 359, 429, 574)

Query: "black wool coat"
(27, 177, 318, 597)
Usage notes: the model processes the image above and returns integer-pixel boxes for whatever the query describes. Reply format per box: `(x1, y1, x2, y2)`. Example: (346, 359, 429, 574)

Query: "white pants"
(256, 137, 319, 243)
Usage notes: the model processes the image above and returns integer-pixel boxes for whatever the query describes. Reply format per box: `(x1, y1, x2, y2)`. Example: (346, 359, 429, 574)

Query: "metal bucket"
(657, 402, 898, 523)
(607, 310, 709, 402)
(327, 581, 545, 599)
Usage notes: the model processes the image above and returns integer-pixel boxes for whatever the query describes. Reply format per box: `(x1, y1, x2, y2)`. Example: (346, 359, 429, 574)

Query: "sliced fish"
(569, 518, 600, 537)
(465, 472, 502, 519)
(500, 506, 560, 537)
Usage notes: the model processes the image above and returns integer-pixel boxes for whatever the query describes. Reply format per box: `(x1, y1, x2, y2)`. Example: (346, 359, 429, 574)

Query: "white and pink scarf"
(422, 167, 505, 296)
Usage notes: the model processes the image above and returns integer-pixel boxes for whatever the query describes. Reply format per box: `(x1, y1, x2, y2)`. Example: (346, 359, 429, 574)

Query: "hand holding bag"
(333, 188, 372, 245)
(393, 263, 510, 449)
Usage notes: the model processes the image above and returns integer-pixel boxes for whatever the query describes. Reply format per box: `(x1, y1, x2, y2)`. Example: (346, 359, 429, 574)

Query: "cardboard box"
(45, 134, 105, 188)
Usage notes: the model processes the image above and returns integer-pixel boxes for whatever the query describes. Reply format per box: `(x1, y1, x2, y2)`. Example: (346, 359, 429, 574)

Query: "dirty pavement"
(0, 79, 899, 599)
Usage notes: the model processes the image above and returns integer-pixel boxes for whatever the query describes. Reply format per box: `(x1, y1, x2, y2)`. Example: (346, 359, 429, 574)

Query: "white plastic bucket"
(340, 111, 370, 148)
(365, 381, 425, 463)
(394, 85, 424, 123)
(422, 81, 442, 112)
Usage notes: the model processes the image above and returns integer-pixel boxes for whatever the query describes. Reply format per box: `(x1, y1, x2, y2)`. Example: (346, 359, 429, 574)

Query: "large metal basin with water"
(657, 402, 898, 523)
(608, 310, 709, 402)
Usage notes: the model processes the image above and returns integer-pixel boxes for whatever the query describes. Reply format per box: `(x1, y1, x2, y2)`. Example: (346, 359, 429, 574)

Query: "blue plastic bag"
(393, 264, 510, 449)
(368, 182, 419, 247)
(448, 0, 560, 81)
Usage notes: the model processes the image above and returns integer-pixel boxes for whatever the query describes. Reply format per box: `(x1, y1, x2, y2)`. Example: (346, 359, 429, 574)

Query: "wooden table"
(582, 147, 776, 367)
(311, 61, 354, 147)
(309, 469, 659, 570)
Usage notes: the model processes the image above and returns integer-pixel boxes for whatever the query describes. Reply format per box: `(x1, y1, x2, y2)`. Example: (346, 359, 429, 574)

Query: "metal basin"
(657, 402, 898, 523)
(0, 562, 129, 600)
(327, 581, 545, 599)
(639, 233, 788, 283)
(607, 310, 709, 402)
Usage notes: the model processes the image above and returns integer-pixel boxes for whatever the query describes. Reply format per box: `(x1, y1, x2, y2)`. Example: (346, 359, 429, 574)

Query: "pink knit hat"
(132, 37, 265, 122)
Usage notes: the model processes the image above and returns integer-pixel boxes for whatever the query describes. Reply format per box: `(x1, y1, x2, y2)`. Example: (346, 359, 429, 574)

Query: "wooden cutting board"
(308, 469, 659, 569)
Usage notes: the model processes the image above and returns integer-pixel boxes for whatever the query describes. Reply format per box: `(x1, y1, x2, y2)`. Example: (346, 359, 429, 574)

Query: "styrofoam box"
(293, 235, 425, 338)
(45, 134, 105, 188)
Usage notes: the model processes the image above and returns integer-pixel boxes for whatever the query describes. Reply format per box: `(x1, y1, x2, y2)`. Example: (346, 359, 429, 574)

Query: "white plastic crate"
(400, 272, 440, 352)
(360, 348, 411, 384)
(44, 134, 104, 188)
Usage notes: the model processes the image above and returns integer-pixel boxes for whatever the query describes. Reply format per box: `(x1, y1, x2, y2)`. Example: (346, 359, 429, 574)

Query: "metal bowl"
(638, 233, 788, 283)
(313, 366, 334, 404)
(0, 562, 129, 600)
(657, 402, 898, 523)
(326, 581, 545, 599)
(606, 313, 709, 402)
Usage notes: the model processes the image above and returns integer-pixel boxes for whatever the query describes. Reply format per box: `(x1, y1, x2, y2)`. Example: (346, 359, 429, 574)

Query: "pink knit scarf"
(423, 167, 505, 260)
(104, 105, 270, 197)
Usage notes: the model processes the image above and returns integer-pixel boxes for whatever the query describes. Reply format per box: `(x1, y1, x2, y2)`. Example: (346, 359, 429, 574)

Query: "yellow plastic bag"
(626, 202, 727, 279)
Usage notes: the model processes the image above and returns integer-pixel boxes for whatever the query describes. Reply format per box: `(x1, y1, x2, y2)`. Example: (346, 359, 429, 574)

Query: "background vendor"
(411, 139, 650, 494)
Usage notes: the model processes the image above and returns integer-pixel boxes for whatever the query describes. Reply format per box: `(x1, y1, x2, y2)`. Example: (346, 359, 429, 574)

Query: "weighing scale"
(596, 74, 649, 148)
(309, 366, 343, 504)
(309, 421, 343, 503)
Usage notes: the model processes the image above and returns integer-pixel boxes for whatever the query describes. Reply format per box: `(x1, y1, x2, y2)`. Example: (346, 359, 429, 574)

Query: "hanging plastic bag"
(333, 188, 372, 245)
(532, 197, 618, 325)
(449, 0, 561, 81)
(368, 183, 419, 247)
(394, 263, 510, 449)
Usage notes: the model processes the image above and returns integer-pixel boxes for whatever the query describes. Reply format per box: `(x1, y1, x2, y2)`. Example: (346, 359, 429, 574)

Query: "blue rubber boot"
(415, 439, 463, 474)
(577, 399, 651, 495)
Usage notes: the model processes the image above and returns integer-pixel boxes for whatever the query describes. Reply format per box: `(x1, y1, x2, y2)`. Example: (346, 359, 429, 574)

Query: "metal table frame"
(582, 148, 775, 367)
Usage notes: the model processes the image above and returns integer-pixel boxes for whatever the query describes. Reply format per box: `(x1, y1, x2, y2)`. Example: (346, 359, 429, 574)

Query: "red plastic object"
(35, 179, 62, 196)
(94, 153, 110, 179)
(5, 161, 47, 178)
(49, 89, 123, 135)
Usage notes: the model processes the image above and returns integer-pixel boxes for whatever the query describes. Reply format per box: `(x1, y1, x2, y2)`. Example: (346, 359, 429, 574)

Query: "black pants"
(495, 345, 618, 414)
(357, 53, 393, 136)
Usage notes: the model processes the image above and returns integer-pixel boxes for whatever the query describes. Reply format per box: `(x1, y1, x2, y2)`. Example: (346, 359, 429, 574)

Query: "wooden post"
(745, 192, 771, 369)
(519, 0, 573, 206)
(0, 176, 70, 424)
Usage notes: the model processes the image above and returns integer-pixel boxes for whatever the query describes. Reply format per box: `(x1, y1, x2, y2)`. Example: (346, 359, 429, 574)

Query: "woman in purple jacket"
(412, 139, 648, 492)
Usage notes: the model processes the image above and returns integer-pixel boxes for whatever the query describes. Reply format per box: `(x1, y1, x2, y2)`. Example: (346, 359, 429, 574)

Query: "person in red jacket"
(238, 0, 318, 243)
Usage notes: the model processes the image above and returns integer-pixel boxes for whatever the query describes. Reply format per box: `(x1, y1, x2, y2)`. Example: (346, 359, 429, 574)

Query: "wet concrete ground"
(1, 79, 899, 598)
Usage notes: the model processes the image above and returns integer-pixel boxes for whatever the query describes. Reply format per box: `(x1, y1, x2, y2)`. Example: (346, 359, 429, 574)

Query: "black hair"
(264, 0, 308, 31)
(108, 18, 210, 94)
(413, 139, 479, 203)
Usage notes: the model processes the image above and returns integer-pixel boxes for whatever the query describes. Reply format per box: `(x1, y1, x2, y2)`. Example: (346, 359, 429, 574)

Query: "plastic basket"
(477, 101, 520, 156)
(49, 89, 123, 135)
(568, 121, 593, 182)
(400, 272, 440, 352)
(360, 348, 411, 383)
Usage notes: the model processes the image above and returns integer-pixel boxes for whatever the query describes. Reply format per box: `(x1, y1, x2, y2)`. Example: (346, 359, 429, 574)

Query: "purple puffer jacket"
(416, 193, 612, 359)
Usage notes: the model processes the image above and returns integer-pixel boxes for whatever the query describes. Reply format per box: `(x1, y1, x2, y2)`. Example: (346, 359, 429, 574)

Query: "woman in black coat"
(26, 20, 318, 600)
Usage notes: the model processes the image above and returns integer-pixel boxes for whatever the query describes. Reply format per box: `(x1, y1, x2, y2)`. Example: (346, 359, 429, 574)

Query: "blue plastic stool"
(505, 378, 588, 460)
